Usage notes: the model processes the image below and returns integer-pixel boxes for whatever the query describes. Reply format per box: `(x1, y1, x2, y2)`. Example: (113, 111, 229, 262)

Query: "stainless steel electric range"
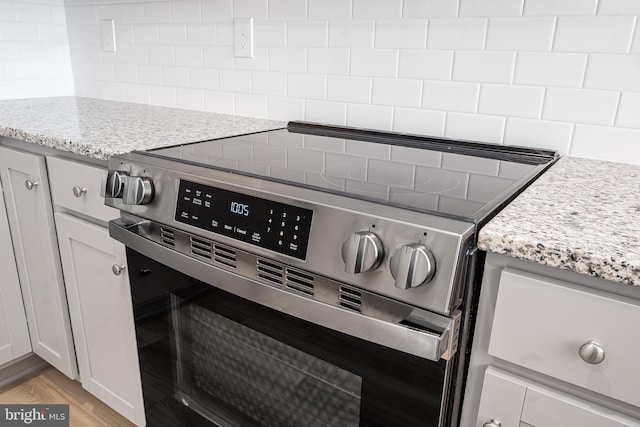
(103, 122, 557, 427)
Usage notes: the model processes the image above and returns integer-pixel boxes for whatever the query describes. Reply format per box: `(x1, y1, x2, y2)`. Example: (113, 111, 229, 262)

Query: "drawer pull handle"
(112, 264, 126, 276)
(579, 340, 605, 364)
(25, 179, 38, 190)
(483, 420, 501, 427)
(73, 186, 87, 197)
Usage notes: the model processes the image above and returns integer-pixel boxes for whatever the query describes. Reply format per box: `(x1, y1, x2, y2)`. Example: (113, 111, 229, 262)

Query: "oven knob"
(390, 244, 436, 289)
(100, 170, 128, 198)
(123, 176, 154, 205)
(341, 231, 384, 274)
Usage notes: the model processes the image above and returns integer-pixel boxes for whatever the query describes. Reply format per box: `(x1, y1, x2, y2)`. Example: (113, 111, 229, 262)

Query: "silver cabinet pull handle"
(483, 420, 501, 427)
(579, 340, 605, 364)
(73, 186, 87, 197)
(112, 264, 126, 276)
(25, 179, 38, 190)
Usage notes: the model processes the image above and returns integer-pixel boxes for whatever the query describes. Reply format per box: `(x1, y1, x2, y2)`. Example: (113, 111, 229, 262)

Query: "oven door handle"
(109, 217, 460, 362)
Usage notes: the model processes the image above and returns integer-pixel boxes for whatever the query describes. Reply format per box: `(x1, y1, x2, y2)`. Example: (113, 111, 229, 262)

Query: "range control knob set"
(341, 231, 436, 288)
(101, 171, 154, 206)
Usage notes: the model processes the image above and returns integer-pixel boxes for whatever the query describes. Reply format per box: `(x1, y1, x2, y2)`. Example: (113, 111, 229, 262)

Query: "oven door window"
(129, 249, 447, 427)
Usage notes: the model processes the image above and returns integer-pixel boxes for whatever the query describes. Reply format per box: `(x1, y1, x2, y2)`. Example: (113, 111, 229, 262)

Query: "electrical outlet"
(101, 19, 116, 53)
(234, 17, 254, 58)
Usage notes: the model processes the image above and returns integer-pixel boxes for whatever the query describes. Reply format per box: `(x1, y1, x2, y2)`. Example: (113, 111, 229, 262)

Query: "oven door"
(111, 219, 459, 427)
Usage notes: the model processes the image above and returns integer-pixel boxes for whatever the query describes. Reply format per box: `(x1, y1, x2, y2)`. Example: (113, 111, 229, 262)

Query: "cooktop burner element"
(147, 122, 553, 223)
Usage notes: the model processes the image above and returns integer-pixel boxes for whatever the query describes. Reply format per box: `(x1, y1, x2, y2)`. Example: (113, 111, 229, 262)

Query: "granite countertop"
(479, 156, 640, 287)
(0, 97, 285, 160)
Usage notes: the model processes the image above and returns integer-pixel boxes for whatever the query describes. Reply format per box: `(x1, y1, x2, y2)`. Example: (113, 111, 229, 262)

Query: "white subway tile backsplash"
(288, 73, 326, 99)
(571, 125, 640, 165)
(427, 18, 487, 50)
(308, 48, 349, 75)
(15, 3, 53, 23)
(305, 100, 347, 125)
(308, 0, 352, 20)
(201, 0, 232, 21)
(453, 51, 516, 83)
(119, 3, 145, 24)
(584, 54, 640, 91)
(353, 0, 401, 19)
(204, 90, 234, 114)
(159, 24, 187, 45)
(615, 92, 640, 129)
(327, 76, 371, 103)
(598, 0, 640, 15)
(372, 78, 422, 108)
(269, 0, 307, 21)
(203, 46, 234, 68)
(251, 71, 286, 95)
(125, 84, 150, 104)
(543, 88, 619, 126)
(445, 113, 506, 143)
(422, 81, 479, 113)
(176, 87, 204, 110)
(216, 21, 234, 45)
(403, 0, 458, 18)
(174, 46, 203, 66)
(253, 22, 286, 47)
(554, 16, 635, 53)
(514, 52, 587, 87)
(350, 49, 398, 77)
(123, 45, 149, 64)
(144, 2, 171, 23)
(504, 118, 573, 153)
(0, 2, 15, 21)
(219, 69, 251, 92)
(65, 6, 97, 25)
(162, 66, 190, 87)
(113, 63, 137, 83)
(235, 48, 269, 70)
(103, 81, 127, 101)
(1, 22, 39, 41)
(392, 108, 446, 137)
(147, 45, 174, 65)
(486, 17, 555, 51)
(234, 0, 268, 20)
(632, 23, 640, 53)
(132, 24, 159, 44)
(288, 21, 328, 47)
(189, 67, 219, 90)
(329, 20, 374, 48)
(269, 47, 306, 72)
(524, 0, 597, 16)
(398, 50, 453, 80)
(375, 19, 427, 49)
(235, 94, 268, 118)
(347, 104, 393, 130)
(186, 23, 217, 45)
(459, 0, 524, 17)
(479, 84, 544, 118)
(267, 97, 304, 121)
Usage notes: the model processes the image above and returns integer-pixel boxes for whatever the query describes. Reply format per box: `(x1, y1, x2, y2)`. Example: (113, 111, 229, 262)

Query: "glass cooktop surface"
(146, 124, 556, 222)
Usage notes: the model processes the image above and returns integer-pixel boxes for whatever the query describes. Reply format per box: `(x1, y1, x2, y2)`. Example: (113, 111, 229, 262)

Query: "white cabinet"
(477, 367, 639, 427)
(0, 146, 77, 379)
(55, 212, 145, 426)
(0, 179, 31, 366)
(48, 156, 145, 427)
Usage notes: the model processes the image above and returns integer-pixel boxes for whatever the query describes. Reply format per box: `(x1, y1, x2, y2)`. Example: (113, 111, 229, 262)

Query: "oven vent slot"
(213, 244, 237, 268)
(256, 259, 284, 286)
(160, 227, 175, 248)
(339, 286, 362, 313)
(190, 236, 212, 259)
(285, 268, 314, 296)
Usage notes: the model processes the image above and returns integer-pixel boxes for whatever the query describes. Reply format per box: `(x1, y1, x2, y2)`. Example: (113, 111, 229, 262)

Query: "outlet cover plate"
(234, 17, 254, 58)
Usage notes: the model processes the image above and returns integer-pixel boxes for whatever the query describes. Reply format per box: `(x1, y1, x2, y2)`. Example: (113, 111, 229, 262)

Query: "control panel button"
(341, 231, 384, 274)
(390, 243, 436, 289)
(101, 170, 128, 198)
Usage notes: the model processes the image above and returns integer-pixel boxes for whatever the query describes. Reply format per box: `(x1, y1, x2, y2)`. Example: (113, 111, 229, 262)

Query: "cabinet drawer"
(488, 269, 640, 408)
(477, 367, 639, 427)
(47, 156, 118, 223)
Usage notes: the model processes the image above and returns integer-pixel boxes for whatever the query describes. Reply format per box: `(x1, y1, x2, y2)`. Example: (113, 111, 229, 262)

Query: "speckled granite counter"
(0, 97, 285, 160)
(479, 156, 640, 287)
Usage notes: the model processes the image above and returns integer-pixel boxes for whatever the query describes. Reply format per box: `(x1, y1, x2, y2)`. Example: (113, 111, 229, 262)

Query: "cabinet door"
(55, 212, 145, 427)
(0, 146, 77, 378)
(0, 179, 31, 366)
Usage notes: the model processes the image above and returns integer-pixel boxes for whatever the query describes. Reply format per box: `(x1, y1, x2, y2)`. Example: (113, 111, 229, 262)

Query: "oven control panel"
(174, 179, 313, 260)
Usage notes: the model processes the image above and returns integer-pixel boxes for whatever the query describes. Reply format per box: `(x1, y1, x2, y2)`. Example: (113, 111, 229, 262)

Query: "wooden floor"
(0, 366, 135, 427)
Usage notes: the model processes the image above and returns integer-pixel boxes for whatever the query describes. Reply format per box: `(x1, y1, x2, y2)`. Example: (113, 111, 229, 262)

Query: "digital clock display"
(174, 180, 313, 259)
